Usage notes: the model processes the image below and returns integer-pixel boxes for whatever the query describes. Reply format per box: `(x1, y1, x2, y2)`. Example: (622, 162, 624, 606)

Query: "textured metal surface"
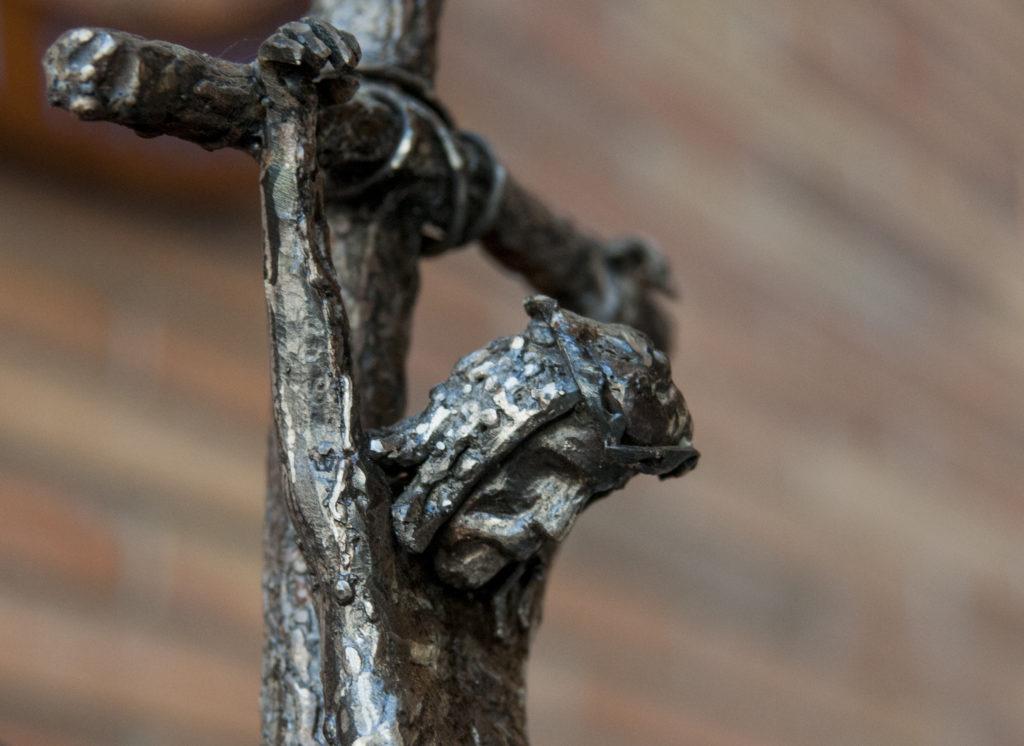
(373, 297, 696, 590)
(42, 4, 697, 743)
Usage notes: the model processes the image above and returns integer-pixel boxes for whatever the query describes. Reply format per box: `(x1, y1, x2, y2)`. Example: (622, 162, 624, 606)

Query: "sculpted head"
(522, 295, 697, 477)
(372, 296, 698, 591)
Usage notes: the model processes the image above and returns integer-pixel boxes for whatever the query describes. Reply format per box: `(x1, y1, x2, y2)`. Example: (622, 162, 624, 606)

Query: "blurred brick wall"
(2, 1, 1023, 744)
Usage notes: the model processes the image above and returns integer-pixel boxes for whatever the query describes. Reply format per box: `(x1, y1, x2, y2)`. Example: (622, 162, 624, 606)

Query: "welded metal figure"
(374, 296, 697, 592)
(44, 6, 698, 744)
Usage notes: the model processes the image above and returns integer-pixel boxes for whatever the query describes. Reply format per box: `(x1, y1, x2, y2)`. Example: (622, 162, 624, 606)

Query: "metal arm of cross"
(44, 17, 675, 351)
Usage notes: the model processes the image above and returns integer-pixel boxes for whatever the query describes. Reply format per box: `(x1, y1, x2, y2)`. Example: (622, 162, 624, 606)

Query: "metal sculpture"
(43, 4, 698, 743)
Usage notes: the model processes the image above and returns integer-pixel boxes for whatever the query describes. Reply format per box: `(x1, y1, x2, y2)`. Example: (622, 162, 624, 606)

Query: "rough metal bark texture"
(43, 2, 698, 743)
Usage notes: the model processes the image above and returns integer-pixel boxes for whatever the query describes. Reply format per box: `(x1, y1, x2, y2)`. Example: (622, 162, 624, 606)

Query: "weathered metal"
(43, 3, 697, 743)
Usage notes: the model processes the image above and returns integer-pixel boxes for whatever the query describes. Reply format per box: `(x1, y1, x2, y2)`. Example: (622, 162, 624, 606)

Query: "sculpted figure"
(44, 7, 699, 744)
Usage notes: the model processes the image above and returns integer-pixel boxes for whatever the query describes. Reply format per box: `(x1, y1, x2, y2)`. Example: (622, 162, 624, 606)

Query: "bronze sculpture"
(44, 4, 698, 743)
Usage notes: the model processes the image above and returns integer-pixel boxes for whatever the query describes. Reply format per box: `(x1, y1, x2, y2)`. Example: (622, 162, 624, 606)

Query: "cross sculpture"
(44, 2, 699, 743)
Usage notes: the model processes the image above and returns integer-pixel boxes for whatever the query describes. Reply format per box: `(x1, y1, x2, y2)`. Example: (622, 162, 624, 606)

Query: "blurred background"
(2, 0, 1023, 744)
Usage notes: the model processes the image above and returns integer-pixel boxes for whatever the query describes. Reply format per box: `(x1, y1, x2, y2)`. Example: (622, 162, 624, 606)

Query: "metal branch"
(44, 27, 264, 151)
(43, 24, 673, 352)
(477, 176, 676, 351)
